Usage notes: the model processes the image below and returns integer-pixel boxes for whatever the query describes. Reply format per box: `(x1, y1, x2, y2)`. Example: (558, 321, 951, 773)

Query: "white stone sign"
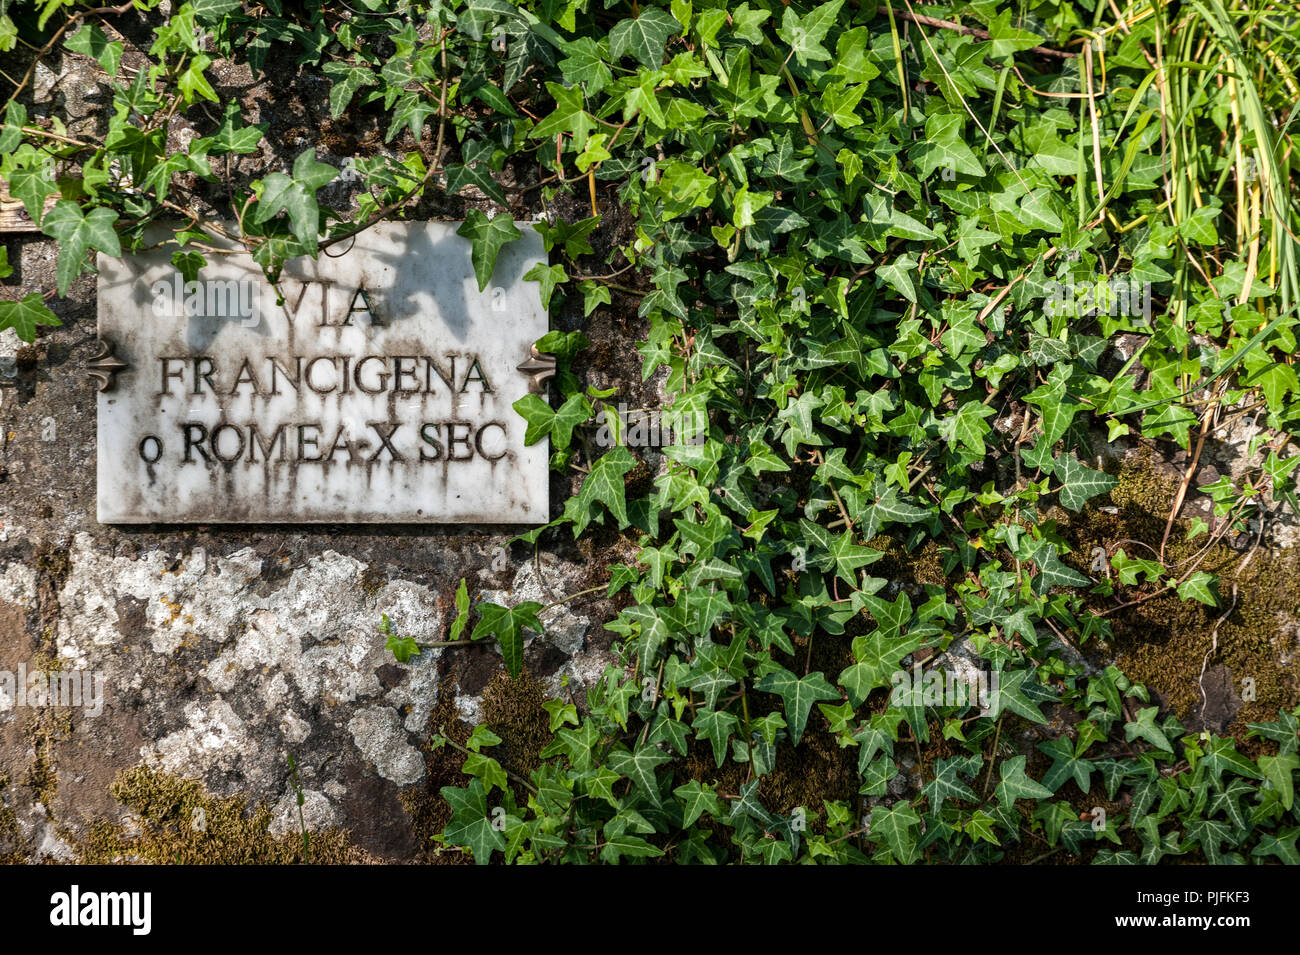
(95, 221, 550, 523)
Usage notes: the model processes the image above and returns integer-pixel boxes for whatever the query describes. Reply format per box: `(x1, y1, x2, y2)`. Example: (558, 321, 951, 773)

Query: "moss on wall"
(77, 765, 365, 864)
(482, 669, 551, 779)
(1059, 450, 1299, 732)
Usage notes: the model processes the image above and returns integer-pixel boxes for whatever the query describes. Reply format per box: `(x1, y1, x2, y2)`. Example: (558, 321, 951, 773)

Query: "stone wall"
(0, 242, 622, 858)
(0, 29, 650, 858)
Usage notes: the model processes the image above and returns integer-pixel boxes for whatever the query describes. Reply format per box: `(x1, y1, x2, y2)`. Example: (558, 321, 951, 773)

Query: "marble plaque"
(95, 221, 549, 523)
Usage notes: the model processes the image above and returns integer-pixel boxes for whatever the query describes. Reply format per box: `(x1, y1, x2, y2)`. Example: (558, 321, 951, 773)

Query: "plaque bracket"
(516, 346, 556, 394)
(86, 339, 128, 392)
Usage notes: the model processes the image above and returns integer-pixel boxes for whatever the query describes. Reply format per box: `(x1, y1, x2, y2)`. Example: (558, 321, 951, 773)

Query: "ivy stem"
(438, 730, 538, 795)
(318, 31, 452, 253)
(2, 1, 136, 111)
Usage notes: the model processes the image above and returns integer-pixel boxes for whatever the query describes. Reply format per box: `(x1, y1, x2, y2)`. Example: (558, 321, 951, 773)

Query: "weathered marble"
(96, 221, 549, 523)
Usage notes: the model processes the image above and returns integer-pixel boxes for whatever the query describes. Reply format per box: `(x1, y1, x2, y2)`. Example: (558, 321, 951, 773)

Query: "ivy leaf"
(1124, 706, 1173, 753)
(1180, 203, 1220, 245)
(570, 446, 635, 536)
(457, 210, 523, 292)
(965, 809, 1001, 846)
(456, 0, 518, 41)
(600, 830, 665, 863)
(863, 485, 931, 528)
(608, 8, 680, 68)
(1177, 571, 1220, 607)
(1259, 753, 1299, 810)
(1019, 187, 1064, 233)
(543, 698, 579, 733)
(551, 393, 591, 449)
(253, 149, 338, 245)
(923, 755, 980, 812)
(864, 592, 913, 640)
(777, 0, 844, 66)
(65, 23, 122, 76)
(524, 262, 567, 310)
(386, 91, 440, 143)
(682, 669, 736, 710)
(840, 630, 923, 707)
(869, 802, 920, 863)
(728, 4, 771, 44)
(0, 293, 62, 343)
(1247, 710, 1300, 756)
(1251, 829, 1300, 865)
(0, 102, 25, 154)
(1038, 737, 1095, 793)
(559, 37, 613, 94)
(1029, 539, 1092, 590)
(578, 766, 620, 808)
(1054, 453, 1118, 511)
(535, 215, 600, 260)
(384, 626, 419, 663)
(995, 755, 1054, 805)
(876, 252, 920, 304)
(940, 400, 995, 455)
(448, 578, 471, 642)
(985, 9, 1044, 59)
(541, 722, 600, 772)
(985, 668, 1051, 724)
(623, 70, 666, 127)
(754, 667, 838, 745)
(462, 752, 509, 794)
(761, 136, 811, 182)
(322, 61, 378, 119)
(1024, 371, 1080, 446)
(580, 280, 611, 317)
(40, 201, 121, 295)
(529, 82, 595, 148)
(800, 519, 882, 585)
(190, 0, 243, 22)
(1208, 778, 1256, 830)
(674, 780, 721, 827)
(1201, 735, 1263, 784)
(911, 113, 985, 179)
(169, 250, 204, 284)
(514, 393, 556, 446)
(647, 715, 688, 756)
(471, 601, 545, 677)
(859, 754, 896, 797)
(608, 743, 672, 806)
(444, 139, 508, 205)
(177, 53, 219, 104)
(208, 101, 266, 154)
(1184, 818, 1235, 864)
(440, 779, 506, 864)
(1137, 817, 1187, 865)
(692, 708, 739, 767)
(853, 717, 898, 773)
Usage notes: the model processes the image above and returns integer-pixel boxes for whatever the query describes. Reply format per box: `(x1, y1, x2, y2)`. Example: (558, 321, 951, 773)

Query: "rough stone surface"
(0, 231, 628, 863)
